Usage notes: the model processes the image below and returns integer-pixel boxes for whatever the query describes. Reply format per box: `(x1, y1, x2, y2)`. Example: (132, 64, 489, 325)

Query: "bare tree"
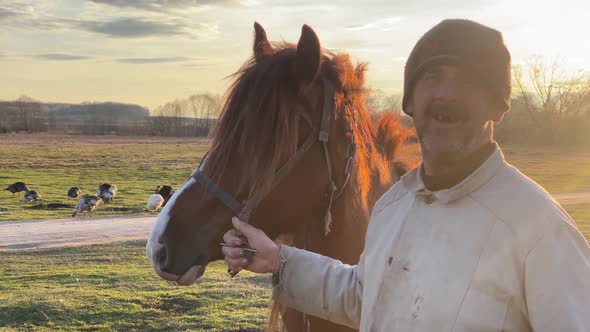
(505, 56, 590, 145)
(512, 64, 540, 126)
(521, 56, 590, 117)
(15, 95, 45, 132)
(187, 93, 219, 136)
(367, 88, 402, 114)
(150, 93, 220, 136)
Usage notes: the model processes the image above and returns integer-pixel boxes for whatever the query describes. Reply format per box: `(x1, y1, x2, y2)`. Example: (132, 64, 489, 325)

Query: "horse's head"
(147, 23, 399, 286)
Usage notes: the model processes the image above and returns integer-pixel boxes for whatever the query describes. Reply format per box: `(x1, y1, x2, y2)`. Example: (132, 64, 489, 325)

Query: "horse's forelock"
(206, 46, 303, 198)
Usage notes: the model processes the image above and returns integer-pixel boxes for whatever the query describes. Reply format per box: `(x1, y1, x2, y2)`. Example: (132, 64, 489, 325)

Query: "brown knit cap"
(401, 19, 512, 116)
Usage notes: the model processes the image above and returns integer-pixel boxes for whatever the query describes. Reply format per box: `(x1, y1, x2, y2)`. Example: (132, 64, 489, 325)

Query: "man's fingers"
(229, 227, 244, 237)
(232, 217, 259, 237)
(223, 230, 243, 246)
(222, 246, 245, 259)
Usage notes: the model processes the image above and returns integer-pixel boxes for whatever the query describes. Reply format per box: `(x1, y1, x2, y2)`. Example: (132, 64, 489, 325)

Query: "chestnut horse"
(147, 23, 413, 332)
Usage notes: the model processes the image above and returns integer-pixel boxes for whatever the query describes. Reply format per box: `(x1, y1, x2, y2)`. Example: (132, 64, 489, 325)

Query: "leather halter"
(190, 76, 354, 234)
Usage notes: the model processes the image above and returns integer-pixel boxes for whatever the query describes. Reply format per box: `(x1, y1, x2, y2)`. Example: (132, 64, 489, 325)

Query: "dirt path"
(0, 192, 588, 251)
(0, 216, 155, 251)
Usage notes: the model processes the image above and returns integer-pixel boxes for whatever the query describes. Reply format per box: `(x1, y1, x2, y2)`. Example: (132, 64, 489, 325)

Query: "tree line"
(0, 94, 220, 137)
(368, 56, 590, 147)
(2, 56, 589, 145)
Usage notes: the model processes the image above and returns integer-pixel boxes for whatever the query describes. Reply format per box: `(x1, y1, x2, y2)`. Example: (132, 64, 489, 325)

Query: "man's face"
(407, 64, 501, 163)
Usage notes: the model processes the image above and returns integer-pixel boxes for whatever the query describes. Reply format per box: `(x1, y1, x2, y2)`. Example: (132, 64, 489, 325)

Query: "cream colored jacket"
(273, 145, 590, 331)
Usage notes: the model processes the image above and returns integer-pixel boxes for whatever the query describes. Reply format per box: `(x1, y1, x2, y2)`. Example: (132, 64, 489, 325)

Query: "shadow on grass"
(0, 300, 263, 331)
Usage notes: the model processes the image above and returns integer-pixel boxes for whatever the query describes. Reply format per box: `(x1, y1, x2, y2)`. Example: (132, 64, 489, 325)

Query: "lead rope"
(322, 141, 337, 236)
(333, 138, 356, 202)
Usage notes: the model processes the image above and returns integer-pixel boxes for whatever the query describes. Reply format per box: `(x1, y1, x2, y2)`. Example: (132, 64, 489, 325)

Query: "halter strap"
(191, 171, 242, 217)
(319, 76, 333, 142)
(191, 75, 347, 226)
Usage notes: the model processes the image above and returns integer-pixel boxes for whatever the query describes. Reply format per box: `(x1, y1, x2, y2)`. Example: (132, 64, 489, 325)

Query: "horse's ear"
(295, 24, 321, 84)
(253, 22, 272, 61)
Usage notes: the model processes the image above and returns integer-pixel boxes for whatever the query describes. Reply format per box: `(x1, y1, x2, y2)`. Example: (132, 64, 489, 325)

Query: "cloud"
(182, 62, 215, 68)
(80, 18, 185, 37)
(116, 57, 190, 64)
(0, 7, 14, 20)
(0, 6, 34, 26)
(239, 0, 261, 6)
(35, 54, 93, 61)
(346, 16, 402, 31)
(89, 0, 240, 11)
(33, 54, 198, 64)
(0, 4, 218, 40)
(0, 5, 77, 31)
(79, 18, 219, 39)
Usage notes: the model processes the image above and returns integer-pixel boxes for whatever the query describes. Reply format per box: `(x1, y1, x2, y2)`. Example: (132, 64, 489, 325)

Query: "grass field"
(502, 145, 590, 194)
(566, 204, 590, 241)
(0, 134, 208, 221)
(1, 134, 589, 222)
(1, 134, 589, 331)
(0, 241, 270, 331)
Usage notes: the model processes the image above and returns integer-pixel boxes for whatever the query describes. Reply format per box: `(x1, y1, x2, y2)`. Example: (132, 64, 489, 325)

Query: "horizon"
(1, 0, 589, 110)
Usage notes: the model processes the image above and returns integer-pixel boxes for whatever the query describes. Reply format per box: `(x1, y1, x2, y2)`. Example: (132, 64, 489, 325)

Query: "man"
(222, 19, 590, 331)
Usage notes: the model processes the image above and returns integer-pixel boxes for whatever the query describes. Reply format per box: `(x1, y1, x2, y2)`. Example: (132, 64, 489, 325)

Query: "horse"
(147, 22, 414, 332)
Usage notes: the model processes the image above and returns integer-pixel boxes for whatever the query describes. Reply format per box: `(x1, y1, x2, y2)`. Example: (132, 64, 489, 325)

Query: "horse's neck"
(298, 162, 393, 264)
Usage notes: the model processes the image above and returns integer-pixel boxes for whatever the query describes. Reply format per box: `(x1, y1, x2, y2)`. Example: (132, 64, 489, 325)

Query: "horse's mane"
(206, 42, 409, 203)
(373, 112, 413, 161)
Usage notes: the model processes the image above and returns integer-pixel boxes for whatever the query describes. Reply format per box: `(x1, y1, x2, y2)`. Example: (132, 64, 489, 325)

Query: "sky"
(1, 0, 589, 111)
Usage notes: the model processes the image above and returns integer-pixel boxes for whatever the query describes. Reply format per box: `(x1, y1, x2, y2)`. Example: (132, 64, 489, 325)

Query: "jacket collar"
(401, 142, 506, 204)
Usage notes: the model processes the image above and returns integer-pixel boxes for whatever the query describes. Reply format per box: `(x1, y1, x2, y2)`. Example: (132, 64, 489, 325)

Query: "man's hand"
(222, 217, 280, 274)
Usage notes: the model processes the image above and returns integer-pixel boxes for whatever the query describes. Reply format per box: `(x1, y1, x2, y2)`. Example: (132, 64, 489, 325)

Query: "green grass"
(0, 208, 587, 332)
(0, 241, 270, 331)
(0, 135, 208, 221)
(405, 143, 590, 194)
(501, 145, 590, 194)
(567, 204, 590, 241)
(0, 135, 588, 331)
(1, 136, 588, 222)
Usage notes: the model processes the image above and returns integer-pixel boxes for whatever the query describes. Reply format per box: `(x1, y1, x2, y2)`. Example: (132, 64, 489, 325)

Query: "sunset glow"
(1, 0, 589, 110)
